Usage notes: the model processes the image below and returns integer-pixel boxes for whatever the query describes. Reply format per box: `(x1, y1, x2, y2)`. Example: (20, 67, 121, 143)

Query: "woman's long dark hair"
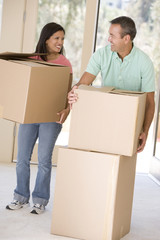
(35, 22, 65, 61)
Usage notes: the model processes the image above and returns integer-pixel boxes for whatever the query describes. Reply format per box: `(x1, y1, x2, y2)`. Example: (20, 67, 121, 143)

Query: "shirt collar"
(112, 43, 136, 62)
(124, 44, 136, 61)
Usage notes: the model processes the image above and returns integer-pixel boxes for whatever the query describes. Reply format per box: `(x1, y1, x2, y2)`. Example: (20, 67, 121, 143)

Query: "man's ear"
(124, 34, 131, 44)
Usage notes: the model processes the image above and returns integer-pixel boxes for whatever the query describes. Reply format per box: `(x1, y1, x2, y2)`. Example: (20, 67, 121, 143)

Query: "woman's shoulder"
(54, 55, 72, 73)
(57, 54, 71, 64)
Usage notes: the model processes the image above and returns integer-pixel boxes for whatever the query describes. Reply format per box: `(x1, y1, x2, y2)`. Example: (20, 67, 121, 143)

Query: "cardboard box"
(0, 53, 71, 123)
(51, 147, 137, 240)
(0, 105, 3, 118)
(68, 85, 146, 156)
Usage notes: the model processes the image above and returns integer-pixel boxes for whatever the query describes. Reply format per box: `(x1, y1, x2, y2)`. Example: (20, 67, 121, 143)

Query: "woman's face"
(45, 30, 64, 54)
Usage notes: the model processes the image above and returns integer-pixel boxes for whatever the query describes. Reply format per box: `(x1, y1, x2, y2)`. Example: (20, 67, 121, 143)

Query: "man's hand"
(68, 85, 78, 109)
(137, 131, 147, 153)
(56, 107, 70, 124)
(137, 92, 155, 153)
(67, 72, 96, 109)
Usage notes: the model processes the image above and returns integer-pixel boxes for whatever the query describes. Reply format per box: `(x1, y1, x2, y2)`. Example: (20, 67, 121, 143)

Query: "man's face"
(108, 24, 126, 53)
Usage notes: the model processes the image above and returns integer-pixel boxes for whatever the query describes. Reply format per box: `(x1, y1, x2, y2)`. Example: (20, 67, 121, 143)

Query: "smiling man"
(68, 16, 155, 153)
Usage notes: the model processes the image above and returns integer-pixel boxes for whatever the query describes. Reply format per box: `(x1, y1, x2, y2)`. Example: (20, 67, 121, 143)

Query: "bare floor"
(0, 162, 160, 240)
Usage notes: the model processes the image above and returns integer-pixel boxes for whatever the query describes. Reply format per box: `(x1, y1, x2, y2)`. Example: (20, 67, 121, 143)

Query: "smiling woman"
(36, 0, 86, 83)
(35, 22, 65, 60)
(33, 0, 86, 152)
(33, 22, 72, 71)
(46, 31, 64, 58)
(6, 22, 73, 215)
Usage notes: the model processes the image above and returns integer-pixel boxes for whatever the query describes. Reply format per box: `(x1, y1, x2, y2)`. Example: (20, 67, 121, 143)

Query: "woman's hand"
(56, 107, 70, 124)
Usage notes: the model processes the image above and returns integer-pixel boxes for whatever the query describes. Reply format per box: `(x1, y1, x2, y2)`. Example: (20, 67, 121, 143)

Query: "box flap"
(111, 89, 144, 95)
(78, 85, 144, 96)
(0, 52, 45, 60)
(0, 52, 68, 67)
(3, 59, 68, 68)
(78, 85, 115, 92)
(27, 59, 68, 67)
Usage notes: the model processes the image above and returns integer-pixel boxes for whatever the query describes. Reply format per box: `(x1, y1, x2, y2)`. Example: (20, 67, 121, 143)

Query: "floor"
(0, 159, 160, 240)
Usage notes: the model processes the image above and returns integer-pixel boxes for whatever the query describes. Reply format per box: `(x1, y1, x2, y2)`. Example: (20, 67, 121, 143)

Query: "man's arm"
(76, 72, 96, 87)
(137, 92, 155, 153)
(68, 72, 96, 107)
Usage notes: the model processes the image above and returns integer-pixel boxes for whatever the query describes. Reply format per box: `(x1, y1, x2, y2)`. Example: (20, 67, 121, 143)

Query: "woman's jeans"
(14, 122, 62, 206)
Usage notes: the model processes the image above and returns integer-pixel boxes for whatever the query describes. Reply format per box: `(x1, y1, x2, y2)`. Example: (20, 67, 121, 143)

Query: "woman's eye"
(54, 37, 64, 41)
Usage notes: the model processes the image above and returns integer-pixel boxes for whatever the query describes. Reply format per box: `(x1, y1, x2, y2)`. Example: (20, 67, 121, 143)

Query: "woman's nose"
(58, 38, 63, 45)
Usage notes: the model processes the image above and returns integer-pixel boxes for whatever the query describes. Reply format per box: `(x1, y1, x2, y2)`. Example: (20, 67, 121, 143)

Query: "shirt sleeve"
(86, 49, 101, 76)
(141, 56, 155, 92)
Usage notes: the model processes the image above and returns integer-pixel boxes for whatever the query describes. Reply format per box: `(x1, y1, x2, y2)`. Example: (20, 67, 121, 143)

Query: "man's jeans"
(14, 122, 62, 206)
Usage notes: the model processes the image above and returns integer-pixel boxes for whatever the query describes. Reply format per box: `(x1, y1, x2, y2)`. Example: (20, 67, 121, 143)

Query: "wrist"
(66, 106, 70, 112)
(143, 129, 148, 136)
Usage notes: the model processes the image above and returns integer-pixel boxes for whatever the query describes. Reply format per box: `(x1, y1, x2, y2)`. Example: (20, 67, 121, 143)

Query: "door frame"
(149, 75, 160, 182)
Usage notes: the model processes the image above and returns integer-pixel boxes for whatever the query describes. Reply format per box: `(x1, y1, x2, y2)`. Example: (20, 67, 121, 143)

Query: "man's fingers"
(68, 85, 79, 109)
(137, 132, 147, 153)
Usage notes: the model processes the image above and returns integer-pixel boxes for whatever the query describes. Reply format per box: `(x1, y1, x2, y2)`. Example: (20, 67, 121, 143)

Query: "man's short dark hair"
(110, 16, 137, 41)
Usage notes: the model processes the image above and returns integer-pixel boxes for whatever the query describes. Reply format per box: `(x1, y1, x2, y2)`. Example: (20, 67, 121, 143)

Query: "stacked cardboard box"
(68, 85, 146, 156)
(0, 52, 71, 123)
(51, 85, 147, 240)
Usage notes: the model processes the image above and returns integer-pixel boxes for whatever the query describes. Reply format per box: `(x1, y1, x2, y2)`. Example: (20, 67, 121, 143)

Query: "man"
(68, 16, 155, 153)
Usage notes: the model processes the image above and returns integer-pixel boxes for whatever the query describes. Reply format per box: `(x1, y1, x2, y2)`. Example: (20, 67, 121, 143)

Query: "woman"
(6, 22, 72, 214)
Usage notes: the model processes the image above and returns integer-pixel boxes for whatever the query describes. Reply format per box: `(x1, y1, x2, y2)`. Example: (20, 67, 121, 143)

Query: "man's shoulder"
(134, 46, 152, 61)
(94, 45, 112, 58)
(95, 45, 110, 52)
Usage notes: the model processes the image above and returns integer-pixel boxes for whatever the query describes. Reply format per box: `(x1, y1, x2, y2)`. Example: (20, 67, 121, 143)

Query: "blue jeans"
(14, 122, 62, 206)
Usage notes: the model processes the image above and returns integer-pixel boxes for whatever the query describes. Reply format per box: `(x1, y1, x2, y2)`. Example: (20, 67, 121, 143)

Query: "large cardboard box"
(0, 105, 3, 118)
(51, 147, 137, 240)
(0, 53, 71, 123)
(68, 85, 146, 156)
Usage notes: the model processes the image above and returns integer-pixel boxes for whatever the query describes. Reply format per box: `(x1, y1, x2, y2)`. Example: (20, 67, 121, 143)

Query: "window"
(35, 0, 86, 146)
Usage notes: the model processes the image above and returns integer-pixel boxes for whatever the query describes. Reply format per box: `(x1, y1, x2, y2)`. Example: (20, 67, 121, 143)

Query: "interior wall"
(0, 0, 38, 163)
(0, 0, 26, 52)
(0, 0, 26, 162)
(80, 0, 99, 75)
(22, 0, 38, 52)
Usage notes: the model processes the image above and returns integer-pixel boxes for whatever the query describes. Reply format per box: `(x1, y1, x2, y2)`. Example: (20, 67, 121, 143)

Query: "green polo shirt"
(86, 45, 155, 92)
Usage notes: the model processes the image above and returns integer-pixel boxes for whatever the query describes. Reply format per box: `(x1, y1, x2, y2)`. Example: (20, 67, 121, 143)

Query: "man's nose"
(108, 35, 111, 42)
